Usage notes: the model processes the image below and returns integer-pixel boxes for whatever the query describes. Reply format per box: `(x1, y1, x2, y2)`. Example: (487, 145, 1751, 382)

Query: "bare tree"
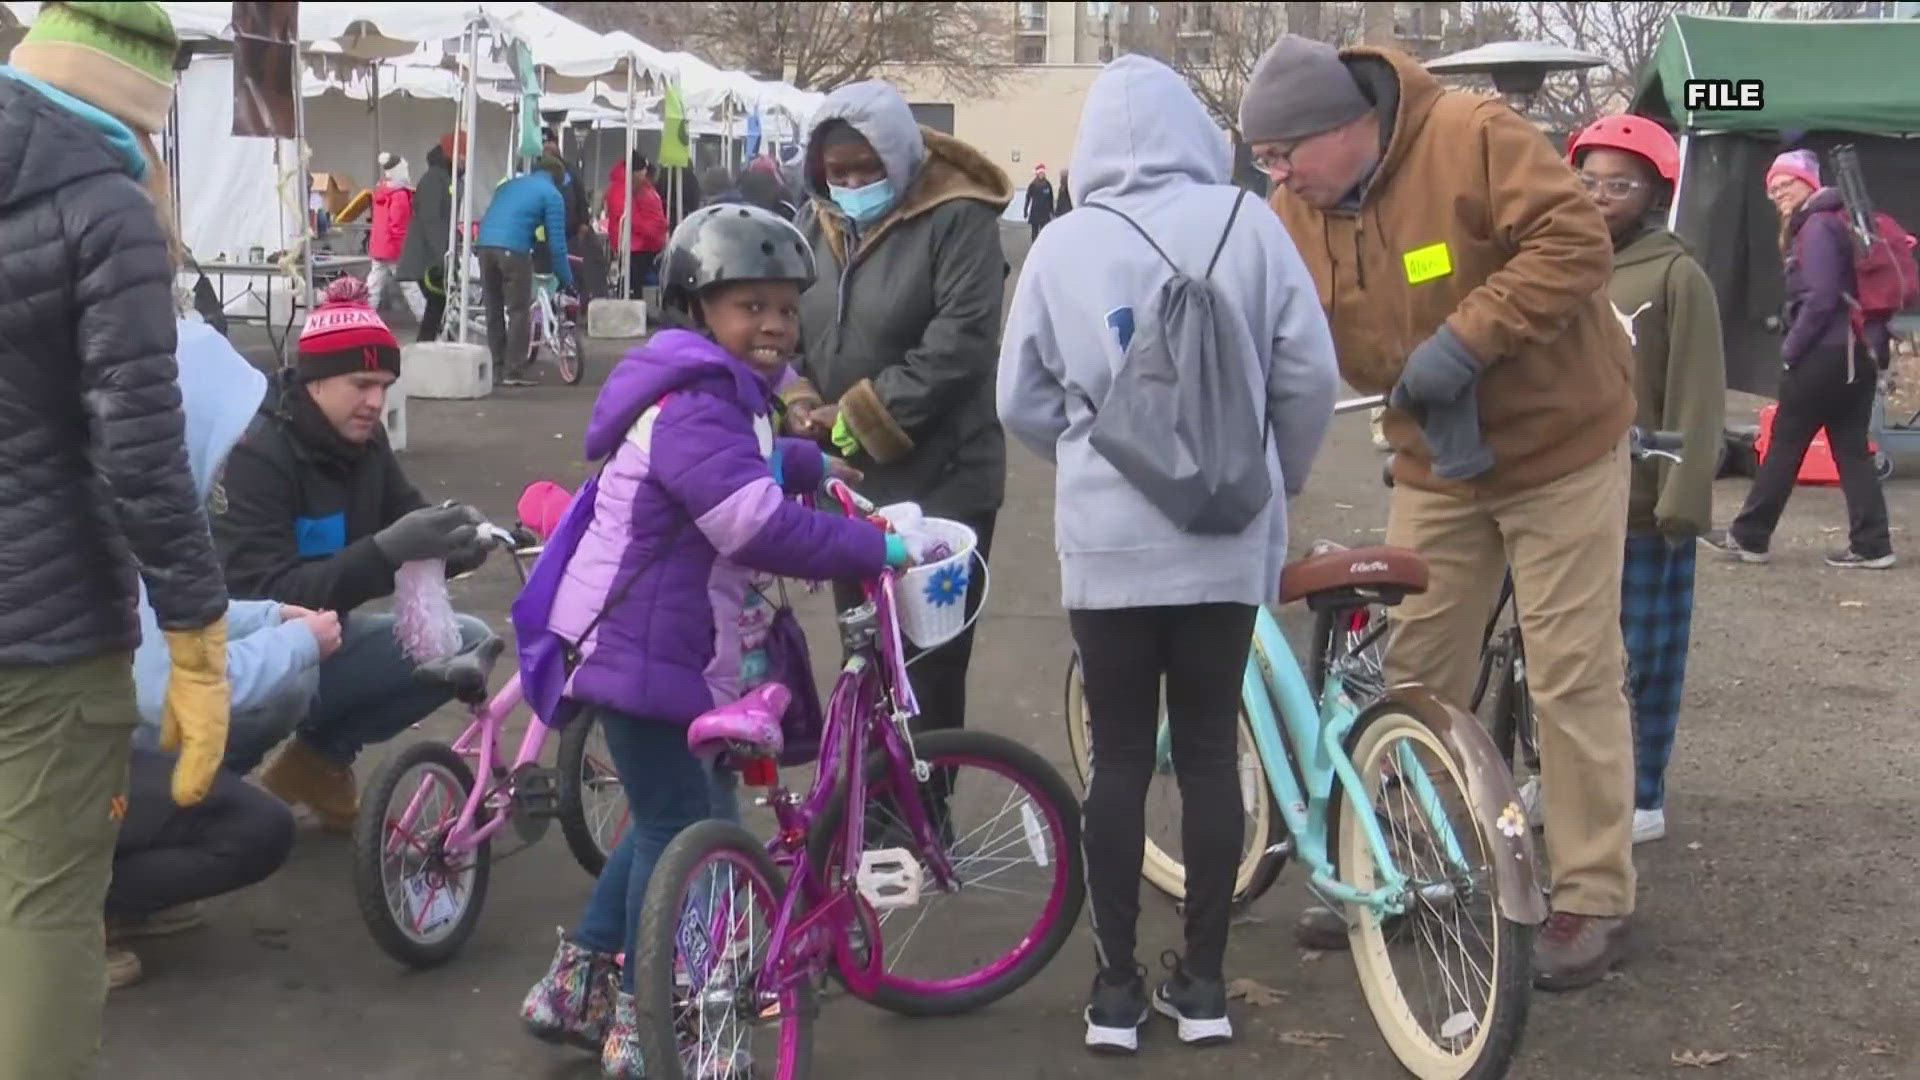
(543, 1, 1013, 95)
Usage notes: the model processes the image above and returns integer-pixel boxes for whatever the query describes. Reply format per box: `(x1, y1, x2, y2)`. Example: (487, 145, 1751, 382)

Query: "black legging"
(1730, 342, 1892, 558)
(1071, 603, 1256, 982)
(415, 265, 447, 343)
(107, 748, 295, 920)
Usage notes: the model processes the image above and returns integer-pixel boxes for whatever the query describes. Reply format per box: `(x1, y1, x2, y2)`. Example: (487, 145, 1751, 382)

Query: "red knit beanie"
(297, 276, 400, 383)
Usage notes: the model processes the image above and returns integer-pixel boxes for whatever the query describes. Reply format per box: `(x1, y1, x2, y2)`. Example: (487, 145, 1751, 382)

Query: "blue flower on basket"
(924, 563, 969, 608)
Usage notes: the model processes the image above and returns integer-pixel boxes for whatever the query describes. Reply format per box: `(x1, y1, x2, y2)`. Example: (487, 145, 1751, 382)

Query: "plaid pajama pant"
(1620, 535, 1697, 810)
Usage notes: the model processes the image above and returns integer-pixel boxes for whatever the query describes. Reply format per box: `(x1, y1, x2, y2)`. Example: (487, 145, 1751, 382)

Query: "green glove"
(831, 411, 861, 458)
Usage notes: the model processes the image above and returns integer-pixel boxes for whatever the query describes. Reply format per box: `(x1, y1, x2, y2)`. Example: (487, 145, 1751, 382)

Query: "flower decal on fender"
(1497, 802, 1526, 838)
(924, 564, 968, 608)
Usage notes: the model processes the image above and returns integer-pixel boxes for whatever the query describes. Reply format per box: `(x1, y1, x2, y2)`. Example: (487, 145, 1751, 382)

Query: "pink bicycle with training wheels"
(629, 479, 1085, 1079)
(349, 485, 632, 968)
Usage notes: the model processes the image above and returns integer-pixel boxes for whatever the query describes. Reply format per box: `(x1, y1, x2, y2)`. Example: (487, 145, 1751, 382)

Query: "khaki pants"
(1384, 443, 1636, 917)
(0, 653, 138, 1079)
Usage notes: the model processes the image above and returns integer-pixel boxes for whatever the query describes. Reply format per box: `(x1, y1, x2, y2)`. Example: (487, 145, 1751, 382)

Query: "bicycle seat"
(1279, 543, 1429, 610)
(686, 682, 790, 761)
(412, 634, 506, 705)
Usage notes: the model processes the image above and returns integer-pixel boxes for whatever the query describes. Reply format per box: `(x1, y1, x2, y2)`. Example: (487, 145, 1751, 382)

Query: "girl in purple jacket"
(518, 205, 909, 1076)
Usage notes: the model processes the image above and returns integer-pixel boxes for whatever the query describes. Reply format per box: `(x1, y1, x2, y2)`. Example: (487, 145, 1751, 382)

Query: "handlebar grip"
(1631, 429, 1685, 455)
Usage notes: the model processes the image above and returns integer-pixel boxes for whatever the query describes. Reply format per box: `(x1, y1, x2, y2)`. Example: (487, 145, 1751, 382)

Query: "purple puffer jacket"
(550, 329, 889, 726)
(1781, 187, 1886, 365)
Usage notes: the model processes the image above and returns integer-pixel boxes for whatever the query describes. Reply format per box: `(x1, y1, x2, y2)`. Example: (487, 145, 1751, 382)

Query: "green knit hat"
(11, 2, 179, 133)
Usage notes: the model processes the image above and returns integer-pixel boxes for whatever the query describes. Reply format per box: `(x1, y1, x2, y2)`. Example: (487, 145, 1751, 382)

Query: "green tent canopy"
(1632, 14, 1920, 136)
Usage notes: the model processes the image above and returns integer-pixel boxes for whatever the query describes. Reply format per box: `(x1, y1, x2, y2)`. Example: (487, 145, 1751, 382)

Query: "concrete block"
(382, 378, 408, 452)
(400, 341, 492, 400)
(588, 298, 647, 339)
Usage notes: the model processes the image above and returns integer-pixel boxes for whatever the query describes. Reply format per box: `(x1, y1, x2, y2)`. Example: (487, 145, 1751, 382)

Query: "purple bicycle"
(629, 480, 1085, 1078)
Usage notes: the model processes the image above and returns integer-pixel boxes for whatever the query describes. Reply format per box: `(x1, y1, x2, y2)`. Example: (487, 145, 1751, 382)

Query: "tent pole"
(370, 61, 381, 184)
(1666, 133, 1691, 233)
(457, 22, 480, 346)
(621, 63, 635, 302)
(296, 46, 313, 318)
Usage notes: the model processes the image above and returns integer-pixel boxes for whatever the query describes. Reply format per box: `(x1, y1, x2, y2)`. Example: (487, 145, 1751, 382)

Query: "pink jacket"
(369, 181, 414, 262)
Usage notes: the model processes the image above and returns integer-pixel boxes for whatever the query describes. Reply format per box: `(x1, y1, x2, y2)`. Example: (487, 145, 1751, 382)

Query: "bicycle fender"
(1377, 685, 1548, 927)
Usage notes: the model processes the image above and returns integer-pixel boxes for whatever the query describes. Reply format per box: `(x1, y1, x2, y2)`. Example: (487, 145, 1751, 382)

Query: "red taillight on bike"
(740, 756, 779, 788)
(1348, 608, 1370, 632)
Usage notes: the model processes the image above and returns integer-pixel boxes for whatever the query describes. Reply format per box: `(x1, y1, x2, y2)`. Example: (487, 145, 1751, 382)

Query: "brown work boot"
(105, 946, 144, 991)
(1532, 911, 1630, 991)
(260, 739, 358, 833)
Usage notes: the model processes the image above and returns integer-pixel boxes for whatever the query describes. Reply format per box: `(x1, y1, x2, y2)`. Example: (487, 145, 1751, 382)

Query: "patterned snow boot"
(521, 929, 620, 1051)
(600, 989, 646, 1079)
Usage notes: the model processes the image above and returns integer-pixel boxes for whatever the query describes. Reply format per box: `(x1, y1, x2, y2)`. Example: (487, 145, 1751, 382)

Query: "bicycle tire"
(805, 728, 1085, 1018)
(351, 741, 491, 969)
(558, 323, 586, 384)
(555, 713, 620, 878)
(1488, 631, 1538, 775)
(1062, 653, 1285, 907)
(1334, 704, 1532, 1080)
(633, 819, 813, 1079)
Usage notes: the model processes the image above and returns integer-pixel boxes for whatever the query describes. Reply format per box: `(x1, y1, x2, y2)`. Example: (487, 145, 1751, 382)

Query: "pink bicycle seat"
(515, 480, 574, 543)
(687, 682, 790, 760)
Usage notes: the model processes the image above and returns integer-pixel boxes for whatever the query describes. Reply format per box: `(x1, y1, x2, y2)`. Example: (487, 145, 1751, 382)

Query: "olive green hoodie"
(1610, 227, 1725, 537)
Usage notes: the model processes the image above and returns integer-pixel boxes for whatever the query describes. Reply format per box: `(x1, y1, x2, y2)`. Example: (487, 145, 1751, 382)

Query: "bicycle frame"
(389, 537, 553, 855)
(1238, 604, 1473, 919)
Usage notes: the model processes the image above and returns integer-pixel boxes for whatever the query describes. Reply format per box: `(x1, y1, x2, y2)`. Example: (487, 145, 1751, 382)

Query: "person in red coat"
(605, 152, 668, 296)
(366, 151, 422, 320)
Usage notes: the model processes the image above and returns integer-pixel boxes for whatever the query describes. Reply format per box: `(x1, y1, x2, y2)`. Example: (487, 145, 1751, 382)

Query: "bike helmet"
(659, 203, 817, 323)
(1567, 115, 1679, 183)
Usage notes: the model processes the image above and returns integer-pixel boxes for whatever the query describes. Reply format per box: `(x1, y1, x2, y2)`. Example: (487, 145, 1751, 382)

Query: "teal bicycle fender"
(1373, 685, 1548, 927)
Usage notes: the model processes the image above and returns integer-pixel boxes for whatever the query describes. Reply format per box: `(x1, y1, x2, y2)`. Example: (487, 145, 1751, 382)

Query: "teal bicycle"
(1063, 400, 1547, 1079)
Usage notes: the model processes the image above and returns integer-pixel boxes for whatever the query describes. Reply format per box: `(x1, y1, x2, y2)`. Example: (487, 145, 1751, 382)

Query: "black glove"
(444, 529, 492, 576)
(373, 504, 481, 565)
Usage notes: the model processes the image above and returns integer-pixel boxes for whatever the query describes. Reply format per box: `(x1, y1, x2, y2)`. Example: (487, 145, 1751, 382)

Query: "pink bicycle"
(350, 493, 621, 967)
(630, 480, 1085, 1079)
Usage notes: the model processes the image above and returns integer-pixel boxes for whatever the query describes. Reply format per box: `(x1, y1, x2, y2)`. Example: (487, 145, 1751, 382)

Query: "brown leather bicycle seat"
(1279, 544, 1430, 605)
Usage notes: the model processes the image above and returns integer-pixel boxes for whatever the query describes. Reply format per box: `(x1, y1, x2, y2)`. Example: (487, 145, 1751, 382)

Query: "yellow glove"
(159, 616, 231, 806)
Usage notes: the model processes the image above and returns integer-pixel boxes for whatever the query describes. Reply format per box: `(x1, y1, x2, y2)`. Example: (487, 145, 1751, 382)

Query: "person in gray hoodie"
(997, 55, 1339, 1054)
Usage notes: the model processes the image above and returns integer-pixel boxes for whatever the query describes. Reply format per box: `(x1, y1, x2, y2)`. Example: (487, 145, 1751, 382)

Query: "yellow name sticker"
(1403, 242, 1453, 285)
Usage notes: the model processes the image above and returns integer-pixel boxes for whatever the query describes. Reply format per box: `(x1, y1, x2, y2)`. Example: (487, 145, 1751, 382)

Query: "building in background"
(887, 2, 1460, 206)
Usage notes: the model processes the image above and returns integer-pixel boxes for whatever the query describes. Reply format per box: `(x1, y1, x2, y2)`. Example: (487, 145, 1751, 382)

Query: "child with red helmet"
(1566, 114, 1727, 845)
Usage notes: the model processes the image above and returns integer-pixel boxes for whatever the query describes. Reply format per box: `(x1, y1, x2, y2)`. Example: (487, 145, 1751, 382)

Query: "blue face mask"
(828, 177, 896, 224)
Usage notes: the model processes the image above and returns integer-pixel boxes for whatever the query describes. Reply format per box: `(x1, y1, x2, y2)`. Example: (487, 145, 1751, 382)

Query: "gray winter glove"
(1394, 325, 1482, 408)
(373, 504, 482, 565)
(1391, 326, 1495, 481)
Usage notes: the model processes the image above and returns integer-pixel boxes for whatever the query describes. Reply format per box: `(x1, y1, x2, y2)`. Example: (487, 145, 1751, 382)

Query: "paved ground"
(106, 226, 1919, 1078)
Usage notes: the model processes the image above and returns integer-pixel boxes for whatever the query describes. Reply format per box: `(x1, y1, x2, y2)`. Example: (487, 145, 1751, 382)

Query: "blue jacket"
(133, 321, 322, 740)
(478, 172, 573, 288)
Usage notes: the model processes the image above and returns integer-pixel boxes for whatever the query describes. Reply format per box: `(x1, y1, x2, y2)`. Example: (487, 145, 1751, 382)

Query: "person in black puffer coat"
(0, 4, 232, 1073)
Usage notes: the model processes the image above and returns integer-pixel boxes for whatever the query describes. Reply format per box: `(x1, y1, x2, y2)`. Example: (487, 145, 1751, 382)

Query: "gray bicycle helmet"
(659, 202, 816, 323)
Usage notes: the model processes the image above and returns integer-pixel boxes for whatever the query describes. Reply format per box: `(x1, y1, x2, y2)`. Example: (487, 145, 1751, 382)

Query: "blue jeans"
(572, 708, 738, 990)
(222, 611, 492, 772)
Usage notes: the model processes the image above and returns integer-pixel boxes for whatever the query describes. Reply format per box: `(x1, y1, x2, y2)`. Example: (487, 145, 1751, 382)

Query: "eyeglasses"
(1579, 174, 1649, 199)
(1252, 141, 1303, 175)
(1766, 180, 1804, 199)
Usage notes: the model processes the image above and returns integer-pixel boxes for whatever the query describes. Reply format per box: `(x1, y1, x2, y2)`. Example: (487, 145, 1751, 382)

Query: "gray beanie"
(1238, 34, 1372, 144)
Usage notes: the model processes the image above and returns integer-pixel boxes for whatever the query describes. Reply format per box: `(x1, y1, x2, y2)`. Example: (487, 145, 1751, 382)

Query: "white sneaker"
(1632, 808, 1667, 844)
(1516, 776, 1544, 830)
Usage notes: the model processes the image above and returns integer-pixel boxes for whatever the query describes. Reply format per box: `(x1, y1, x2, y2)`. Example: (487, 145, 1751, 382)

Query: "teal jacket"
(477, 172, 573, 288)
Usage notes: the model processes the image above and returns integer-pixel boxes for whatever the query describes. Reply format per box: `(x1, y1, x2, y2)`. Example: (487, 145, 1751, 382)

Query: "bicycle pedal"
(507, 765, 561, 842)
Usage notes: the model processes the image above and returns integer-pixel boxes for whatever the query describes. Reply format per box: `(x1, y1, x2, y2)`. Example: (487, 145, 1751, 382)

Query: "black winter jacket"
(0, 78, 228, 666)
(791, 119, 1014, 521)
(212, 372, 429, 616)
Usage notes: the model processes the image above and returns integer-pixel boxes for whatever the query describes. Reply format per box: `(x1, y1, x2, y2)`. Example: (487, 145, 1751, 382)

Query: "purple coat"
(1781, 188, 1882, 365)
(551, 329, 889, 726)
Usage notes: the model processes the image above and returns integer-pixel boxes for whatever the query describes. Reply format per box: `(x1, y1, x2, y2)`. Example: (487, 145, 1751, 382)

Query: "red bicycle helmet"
(1568, 115, 1679, 183)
